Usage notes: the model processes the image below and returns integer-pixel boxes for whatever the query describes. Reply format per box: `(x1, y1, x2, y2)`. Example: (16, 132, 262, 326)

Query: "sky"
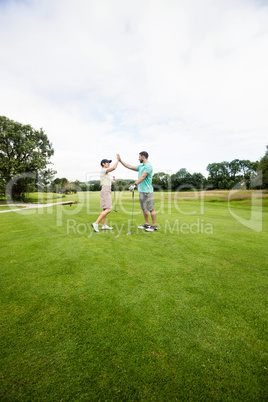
(0, 0, 267, 182)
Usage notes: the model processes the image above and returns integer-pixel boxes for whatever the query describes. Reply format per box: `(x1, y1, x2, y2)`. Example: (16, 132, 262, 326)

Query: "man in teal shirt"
(117, 151, 157, 231)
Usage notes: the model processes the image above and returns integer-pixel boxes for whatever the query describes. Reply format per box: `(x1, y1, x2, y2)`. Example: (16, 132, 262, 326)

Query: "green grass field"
(0, 191, 267, 401)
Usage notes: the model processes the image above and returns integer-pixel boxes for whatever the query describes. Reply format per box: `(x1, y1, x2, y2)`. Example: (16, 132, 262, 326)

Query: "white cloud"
(0, 0, 267, 180)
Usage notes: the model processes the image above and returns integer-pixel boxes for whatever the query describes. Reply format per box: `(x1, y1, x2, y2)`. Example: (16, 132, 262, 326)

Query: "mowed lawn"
(0, 191, 267, 401)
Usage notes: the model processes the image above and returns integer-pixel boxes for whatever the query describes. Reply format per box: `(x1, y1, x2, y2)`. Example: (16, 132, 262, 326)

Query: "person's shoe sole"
(91, 223, 99, 232)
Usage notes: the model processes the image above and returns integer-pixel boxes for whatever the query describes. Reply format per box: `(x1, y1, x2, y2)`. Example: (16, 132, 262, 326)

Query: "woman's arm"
(106, 159, 119, 173)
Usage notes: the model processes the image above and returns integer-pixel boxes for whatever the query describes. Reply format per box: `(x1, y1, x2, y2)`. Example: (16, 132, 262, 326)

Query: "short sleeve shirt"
(136, 162, 153, 193)
(100, 168, 112, 186)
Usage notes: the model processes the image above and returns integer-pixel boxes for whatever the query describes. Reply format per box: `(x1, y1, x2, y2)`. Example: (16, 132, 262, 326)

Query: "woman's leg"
(102, 211, 108, 226)
(96, 208, 111, 225)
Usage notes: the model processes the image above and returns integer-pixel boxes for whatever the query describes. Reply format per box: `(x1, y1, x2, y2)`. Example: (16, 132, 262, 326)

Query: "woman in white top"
(92, 156, 119, 232)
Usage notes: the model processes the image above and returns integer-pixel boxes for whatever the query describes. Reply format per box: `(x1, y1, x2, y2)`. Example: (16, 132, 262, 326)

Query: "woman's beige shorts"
(100, 185, 112, 209)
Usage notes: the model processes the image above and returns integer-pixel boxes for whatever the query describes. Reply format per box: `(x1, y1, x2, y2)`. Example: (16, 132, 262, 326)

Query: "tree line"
(48, 158, 263, 195)
(46, 178, 133, 194)
(152, 159, 260, 191)
(1, 116, 267, 199)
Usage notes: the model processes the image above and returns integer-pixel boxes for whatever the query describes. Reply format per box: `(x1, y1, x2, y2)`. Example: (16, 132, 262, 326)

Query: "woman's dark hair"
(139, 151, 149, 159)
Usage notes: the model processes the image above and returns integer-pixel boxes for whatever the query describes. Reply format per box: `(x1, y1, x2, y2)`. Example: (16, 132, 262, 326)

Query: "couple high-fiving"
(91, 151, 157, 233)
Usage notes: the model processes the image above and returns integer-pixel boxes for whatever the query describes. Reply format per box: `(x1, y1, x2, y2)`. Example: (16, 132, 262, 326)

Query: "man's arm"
(117, 154, 138, 171)
(135, 171, 148, 185)
(129, 172, 149, 190)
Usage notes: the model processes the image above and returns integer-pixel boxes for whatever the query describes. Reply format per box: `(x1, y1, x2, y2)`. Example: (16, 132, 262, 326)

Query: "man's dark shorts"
(139, 192, 154, 212)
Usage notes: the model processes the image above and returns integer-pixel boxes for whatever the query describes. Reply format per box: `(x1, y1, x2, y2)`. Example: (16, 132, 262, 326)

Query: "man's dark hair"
(139, 151, 149, 159)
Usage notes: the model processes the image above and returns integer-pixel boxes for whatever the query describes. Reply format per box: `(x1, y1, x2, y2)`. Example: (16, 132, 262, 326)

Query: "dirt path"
(0, 201, 74, 214)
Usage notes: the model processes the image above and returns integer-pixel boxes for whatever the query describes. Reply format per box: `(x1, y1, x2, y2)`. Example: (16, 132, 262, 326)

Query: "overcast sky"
(0, 0, 267, 181)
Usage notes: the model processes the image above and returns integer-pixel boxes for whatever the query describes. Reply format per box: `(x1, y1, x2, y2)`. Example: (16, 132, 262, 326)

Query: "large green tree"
(206, 160, 258, 189)
(170, 169, 205, 190)
(0, 116, 55, 199)
(258, 145, 268, 189)
(152, 172, 171, 190)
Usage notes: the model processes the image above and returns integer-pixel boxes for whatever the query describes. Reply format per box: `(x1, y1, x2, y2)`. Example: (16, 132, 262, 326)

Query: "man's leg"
(150, 209, 157, 226)
(143, 209, 150, 225)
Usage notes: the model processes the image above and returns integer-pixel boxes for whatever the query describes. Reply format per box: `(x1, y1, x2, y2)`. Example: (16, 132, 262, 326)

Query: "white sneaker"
(145, 226, 158, 232)
(92, 222, 99, 232)
(102, 225, 113, 230)
(138, 224, 151, 229)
